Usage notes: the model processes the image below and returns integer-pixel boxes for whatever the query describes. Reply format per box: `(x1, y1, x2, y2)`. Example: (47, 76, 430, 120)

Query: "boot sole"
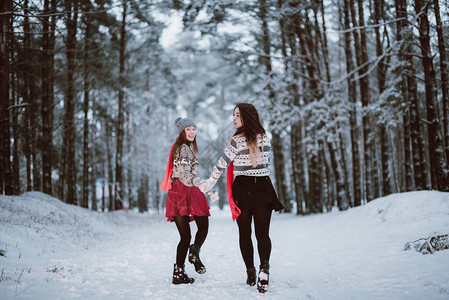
(173, 279, 195, 284)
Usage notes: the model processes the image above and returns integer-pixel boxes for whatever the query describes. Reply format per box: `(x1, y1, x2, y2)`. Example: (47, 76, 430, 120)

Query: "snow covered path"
(1, 191, 449, 299)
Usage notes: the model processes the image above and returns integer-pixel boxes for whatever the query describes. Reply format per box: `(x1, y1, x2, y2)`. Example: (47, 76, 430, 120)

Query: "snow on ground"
(1, 191, 449, 299)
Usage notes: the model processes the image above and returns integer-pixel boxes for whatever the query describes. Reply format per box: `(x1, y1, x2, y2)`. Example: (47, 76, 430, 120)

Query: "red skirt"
(165, 179, 210, 222)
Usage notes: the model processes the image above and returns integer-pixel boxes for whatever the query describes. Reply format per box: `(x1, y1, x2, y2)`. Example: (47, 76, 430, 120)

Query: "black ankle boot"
(257, 260, 270, 293)
(246, 267, 256, 286)
(188, 244, 206, 274)
(172, 264, 194, 285)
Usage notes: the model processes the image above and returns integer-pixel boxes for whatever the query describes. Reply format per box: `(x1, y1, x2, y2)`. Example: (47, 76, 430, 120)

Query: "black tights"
(236, 204, 272, 269)
(174, 215, 209, 266)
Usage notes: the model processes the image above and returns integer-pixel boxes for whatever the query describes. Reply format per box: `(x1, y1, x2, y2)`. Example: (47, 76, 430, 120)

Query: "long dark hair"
(234, 103, 265, 166)
(171, 130, 198, 164)
(234, 103, 265, 140)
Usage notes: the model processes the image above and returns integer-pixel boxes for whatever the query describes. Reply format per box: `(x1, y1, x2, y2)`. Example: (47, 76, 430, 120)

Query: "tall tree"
(41, 0, 57, 195)
(394, 0, 412, 192)
(373, 0, 391, 196)
(11, 72, 20, 195)
(106, 120, 114, 211)
(23, 0, 41, 192)
(350, 0, 374, 201)
(60, 0, 79, 204)
(0, 0, 13, 195)
(414, 0, 449, 191)
(343, 0, 361, 206)
(81, 9, 92, 209)
(432, 0, 449, 163)
(91, 117, 97, 211)
(115, 0, 127, 210)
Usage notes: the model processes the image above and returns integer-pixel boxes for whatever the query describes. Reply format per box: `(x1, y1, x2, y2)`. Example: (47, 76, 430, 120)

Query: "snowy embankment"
(1, 191, 449, 299)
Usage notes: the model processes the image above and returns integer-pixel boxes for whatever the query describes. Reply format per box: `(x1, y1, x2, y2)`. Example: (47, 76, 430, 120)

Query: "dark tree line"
(0, 0, 176, 212)
(1, 0, 448, 215)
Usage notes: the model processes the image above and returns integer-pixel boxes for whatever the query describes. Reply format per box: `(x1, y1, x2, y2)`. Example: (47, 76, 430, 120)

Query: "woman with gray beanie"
(160, 117, 218, 284)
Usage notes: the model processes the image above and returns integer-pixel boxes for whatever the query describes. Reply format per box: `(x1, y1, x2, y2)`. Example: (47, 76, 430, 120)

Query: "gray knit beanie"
(175, 117, 196, 134)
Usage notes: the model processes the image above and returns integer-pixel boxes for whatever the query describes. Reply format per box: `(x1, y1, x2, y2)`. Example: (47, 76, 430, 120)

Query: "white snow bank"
(1, 190, 448, 299)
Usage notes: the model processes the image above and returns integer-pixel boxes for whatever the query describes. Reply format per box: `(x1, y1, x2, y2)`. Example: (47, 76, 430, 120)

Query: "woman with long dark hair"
(198, 103, 284, 293)
(160, 117, 218, 285)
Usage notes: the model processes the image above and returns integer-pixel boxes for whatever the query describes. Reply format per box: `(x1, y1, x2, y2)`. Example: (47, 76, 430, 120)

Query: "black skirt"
(232, 175, 285, 212)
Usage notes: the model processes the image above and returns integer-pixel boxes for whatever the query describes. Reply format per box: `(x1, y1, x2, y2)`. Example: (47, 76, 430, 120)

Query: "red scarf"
(227, 162, 241, 221)
(160, 143, 175, 192)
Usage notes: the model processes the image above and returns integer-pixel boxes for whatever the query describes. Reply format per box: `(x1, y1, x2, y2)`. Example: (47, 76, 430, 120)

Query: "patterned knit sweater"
(211, 133, 271, 180)
(171, 144, 199, 187)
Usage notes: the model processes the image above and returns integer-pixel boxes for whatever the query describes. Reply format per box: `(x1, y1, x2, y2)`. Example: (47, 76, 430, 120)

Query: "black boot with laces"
(172, 264, 195, 285)
(188, 244, 206, 274)
(257, 260, 270, 293)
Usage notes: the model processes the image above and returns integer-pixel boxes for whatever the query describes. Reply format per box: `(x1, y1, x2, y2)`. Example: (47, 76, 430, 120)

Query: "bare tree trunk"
(12, 73, 20, 194)
(126, 113, 133, 209)
(317, 0, 330, 83)
(138, 174, 149, 213)
(100, 160, 105, 212)
(337, 126, 351, 205)
(414, 0, 449, 191)
(23, 0, 41, 192)
(291, 122, 306, 215)
(106, 122, 114, 211)
(320, 142, 332, 211)
(433, 0, 449, 163)
(0, 0, 12, 195)
(409, 71, 426, 190)
(308, 142, 322, 213)
(81, 15, 91, 208)
(373, 0, 391, 196)
(25, 114, 32, 191)
(272, 133, 289, 211)
(23, 0, 33, 192)
(328, 137, 349, 210)
(406, 34, 426, 190)
(403, 98, 413, 191)
(61, 0, 79, 204)
(115, 1, 127, 210)
(41, 0, 56, 195)
(9, 12, 19, 195)
(343, 0, 361, 206)
(91, 118, 97, 211)
(350, 0, 373, 201)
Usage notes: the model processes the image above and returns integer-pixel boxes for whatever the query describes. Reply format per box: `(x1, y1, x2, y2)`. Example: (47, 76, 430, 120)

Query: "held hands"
(196, 176, 218, 193)
(206, 189, 219, 203)
(193, 177, 219, 202)
(193, 176, 218, 193)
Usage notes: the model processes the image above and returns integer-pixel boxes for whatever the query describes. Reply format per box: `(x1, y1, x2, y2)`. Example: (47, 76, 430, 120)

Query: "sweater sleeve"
(210, 137, 239, 180)
(173, 144, 199, 186)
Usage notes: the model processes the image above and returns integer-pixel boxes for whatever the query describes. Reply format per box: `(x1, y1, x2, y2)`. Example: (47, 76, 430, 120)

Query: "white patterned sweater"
(211, 133, 271, 180)
(171, 144, 199, 187)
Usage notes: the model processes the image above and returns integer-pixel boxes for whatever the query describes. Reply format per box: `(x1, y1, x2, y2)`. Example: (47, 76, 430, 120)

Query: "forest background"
(0, 0, 448, 215)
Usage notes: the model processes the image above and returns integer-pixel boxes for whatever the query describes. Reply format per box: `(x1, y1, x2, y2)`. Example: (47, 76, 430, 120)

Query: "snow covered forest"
(1, 0, 449, 213)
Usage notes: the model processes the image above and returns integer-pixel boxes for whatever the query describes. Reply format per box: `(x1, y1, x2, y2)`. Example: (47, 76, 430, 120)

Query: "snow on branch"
(404, 234, 449, 254)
